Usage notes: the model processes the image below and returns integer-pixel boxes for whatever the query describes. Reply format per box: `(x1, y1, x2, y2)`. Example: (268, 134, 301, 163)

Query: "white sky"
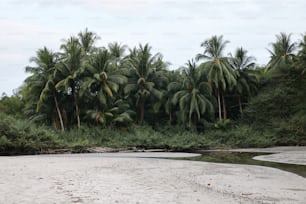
(0, 0, 305, 95)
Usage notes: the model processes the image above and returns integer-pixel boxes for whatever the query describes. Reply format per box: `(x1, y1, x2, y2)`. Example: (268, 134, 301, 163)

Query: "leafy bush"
(0, 113, 60, 155)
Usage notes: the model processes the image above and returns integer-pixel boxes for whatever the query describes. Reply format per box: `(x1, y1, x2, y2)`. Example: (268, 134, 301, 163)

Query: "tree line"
(14, 29, 306, 131)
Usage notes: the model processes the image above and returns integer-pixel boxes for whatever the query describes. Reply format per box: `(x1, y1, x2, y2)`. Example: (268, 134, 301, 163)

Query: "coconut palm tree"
(124, 44, 163, 124)
(156, 70, 182, 124)
(267, 33, 296, 72)
(78, 28, 100, 56)
(85, 99, 133, 127)
(55, 37, 83, 128)
(172, 60, 214, 127)
(196, 35, 236, 120)
(25, 47, 65, 130)
(84, 49, 127, 99)
(108, 42, 127, 70)
(37, 78, 65, 131)
(80, 48, 128, 125)
(296, 34, 306, 75)
(228, 47, 258, 118)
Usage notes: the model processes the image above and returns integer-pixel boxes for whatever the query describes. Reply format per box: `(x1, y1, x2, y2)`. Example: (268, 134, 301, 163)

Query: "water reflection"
(176, 152, 306, 178)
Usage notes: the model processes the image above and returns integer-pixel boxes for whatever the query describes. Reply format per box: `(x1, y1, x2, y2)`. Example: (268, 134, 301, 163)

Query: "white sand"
(0, 152, 306, 204)
(254, 151, 306, 165)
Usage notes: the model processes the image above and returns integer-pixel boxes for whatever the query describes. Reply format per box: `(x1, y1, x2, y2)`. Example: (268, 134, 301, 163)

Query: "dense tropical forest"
(0, 29, 305, 155)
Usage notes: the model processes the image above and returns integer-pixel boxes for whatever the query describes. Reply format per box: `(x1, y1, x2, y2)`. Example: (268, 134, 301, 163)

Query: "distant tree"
(81, 49, 128, 125)
(55, 37, 83, 128)
(173, 60, 214, 127)
(296, 34, 306, 75)
(228, 47, 258, 118)
(159, 70, 182, 124)
(24, 47, 65, 130)
(78, 28, 100, 56)
(124, 44, 163, 124)
(0, 93, 24, 119)
(108, 42, 128, 70)
(196, 35, 236, 120)
(267, 33, 296, 72)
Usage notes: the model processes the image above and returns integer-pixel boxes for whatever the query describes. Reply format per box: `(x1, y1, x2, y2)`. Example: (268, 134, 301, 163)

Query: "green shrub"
(0, 113, 60, 155)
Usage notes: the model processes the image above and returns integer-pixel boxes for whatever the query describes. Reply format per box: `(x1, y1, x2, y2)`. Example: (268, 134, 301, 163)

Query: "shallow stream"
(176, 151, 306, 178)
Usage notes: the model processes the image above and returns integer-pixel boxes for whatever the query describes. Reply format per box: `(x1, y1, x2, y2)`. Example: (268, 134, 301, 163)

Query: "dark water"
(175, 151, 306, 178)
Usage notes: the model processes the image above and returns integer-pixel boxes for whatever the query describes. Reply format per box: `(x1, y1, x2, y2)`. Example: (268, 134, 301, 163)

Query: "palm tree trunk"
(62, 108, 68, 126)
(238, 95, 243, 118)
(52, 114, 58, 129)
(217, 88, 222, 121)
(140, 98, 144, 125)
(74, 94, 81, 128)
(53, 92, 64, 131)
(222, 92, 227, 120)
(193, 113, 197, 128)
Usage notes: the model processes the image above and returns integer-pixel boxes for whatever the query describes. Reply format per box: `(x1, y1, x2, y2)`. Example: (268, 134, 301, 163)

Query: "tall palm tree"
(228, 47, 257, 118)
(25, 47, 64, 130)
(84, 49, 128, 98)
(267, 33, 296, 72)
(55, 37, 83, 128)
(78, 28, 100, 56)
(172, 60, 214, 127)
(196, 35, 236, 120)
(81, 49, 128, 125)
(124, 44, 162, 124)
(156, 70, 181, 124)
(108, 42, 127, 70)
(296, 34, 306, 75)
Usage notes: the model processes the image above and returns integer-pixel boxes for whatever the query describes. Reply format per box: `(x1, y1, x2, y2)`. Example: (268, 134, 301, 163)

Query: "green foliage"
(213, 119, 233, 130)
(266, 33, 296, 73)
(57, 124, 291, 150)
(0, 113, 60, 155)
(172, 60, 214, 127)
(0, 93, 24, 119)
(2, 30, 306, 155)
(196, 35, 237, 121)
(125, 44, 165, 124)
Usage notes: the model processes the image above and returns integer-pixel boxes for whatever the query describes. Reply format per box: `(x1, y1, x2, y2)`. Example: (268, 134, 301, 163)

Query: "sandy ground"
(0, 152, 306, 204)
(254, 151, 306, 165)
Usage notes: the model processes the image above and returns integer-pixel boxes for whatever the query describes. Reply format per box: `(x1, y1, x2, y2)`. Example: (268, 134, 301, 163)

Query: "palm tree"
(108, 42, 127, 70)
(196, 35, 236, 120)
(267, 33, 296, 72)
(25, 47, 65, 130)
(78, 28, 100, 56)
(85, 99, 134, 127)
(149, 55, 170, 119)
(296, 34, 306, 75)
(84, 49, 127, 99)
(81, 49, 128, 125)
(124, 44, 162, 124)
(55, 37, 83, 128)
(172, 60, 214, 127)
(158, 70, 181, 124)
(228, 47, 257, 118)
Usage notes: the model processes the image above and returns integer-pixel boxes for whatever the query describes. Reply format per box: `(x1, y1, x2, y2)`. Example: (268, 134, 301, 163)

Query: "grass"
(1, 112, 305, 155)
(0, 113, 61, 155)
(58, 124, 303, 151)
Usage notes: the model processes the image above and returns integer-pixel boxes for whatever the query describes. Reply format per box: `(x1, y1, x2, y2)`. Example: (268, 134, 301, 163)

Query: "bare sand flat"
(0, 152, 306, 204)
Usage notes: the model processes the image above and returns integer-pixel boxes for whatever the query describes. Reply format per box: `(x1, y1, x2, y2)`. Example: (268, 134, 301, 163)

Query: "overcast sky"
(0, 0, 305, 95)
